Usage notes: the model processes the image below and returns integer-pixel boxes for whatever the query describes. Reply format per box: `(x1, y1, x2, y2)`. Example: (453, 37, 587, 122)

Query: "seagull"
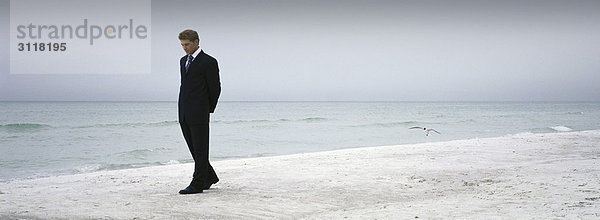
(409, 126, 441, 136)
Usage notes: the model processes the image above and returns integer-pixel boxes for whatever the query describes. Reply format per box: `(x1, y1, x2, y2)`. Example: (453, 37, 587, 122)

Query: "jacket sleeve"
(206, 59, 221, 113)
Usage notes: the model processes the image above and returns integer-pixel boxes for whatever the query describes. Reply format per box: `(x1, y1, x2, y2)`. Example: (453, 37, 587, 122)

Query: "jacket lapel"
(182, 50, 205, 78)
(186, 50, 205, 75)
(180, 56, 187, 78)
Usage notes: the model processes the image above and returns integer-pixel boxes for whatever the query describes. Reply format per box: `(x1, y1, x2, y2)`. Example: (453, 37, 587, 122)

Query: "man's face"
(180, 39, 199, 55)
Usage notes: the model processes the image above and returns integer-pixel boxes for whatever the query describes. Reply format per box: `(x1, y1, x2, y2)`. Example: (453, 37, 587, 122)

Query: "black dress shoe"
(179, 185, 203, 194)
(203, 177, 219, 190)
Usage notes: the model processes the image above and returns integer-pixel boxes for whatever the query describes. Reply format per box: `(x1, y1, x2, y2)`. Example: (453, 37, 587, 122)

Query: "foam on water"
(163, 160, 181, 165)
(550, 126, 573, 132)
(507, 132, 535, 137)
(74, 164, 104, 173)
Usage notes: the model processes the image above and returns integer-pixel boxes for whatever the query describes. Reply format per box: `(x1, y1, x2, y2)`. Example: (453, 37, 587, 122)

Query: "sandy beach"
(1, 130, 599, 219)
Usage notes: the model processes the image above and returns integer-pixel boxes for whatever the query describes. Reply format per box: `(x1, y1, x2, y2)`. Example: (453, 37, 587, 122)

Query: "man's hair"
(179, 29, 199, 42)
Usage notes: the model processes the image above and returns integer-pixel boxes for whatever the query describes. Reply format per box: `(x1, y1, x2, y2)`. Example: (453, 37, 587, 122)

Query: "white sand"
(1, 130, 599, 219)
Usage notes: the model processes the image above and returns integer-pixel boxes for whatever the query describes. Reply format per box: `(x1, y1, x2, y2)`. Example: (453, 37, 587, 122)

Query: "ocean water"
(1, 101, 599, 181)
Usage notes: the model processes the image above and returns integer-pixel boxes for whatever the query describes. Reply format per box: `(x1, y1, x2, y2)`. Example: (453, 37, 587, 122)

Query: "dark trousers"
(179, 121, 218, 184)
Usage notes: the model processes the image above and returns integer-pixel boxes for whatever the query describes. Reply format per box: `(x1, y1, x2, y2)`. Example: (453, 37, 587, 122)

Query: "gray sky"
(1, 0, 599, 101)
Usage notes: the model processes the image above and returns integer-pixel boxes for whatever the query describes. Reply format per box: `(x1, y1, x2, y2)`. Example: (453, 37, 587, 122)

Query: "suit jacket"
(178, 50, 221, 124)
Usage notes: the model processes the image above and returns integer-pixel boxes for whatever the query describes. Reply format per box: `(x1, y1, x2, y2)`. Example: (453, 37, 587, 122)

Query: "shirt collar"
(189, 47, 202, 60)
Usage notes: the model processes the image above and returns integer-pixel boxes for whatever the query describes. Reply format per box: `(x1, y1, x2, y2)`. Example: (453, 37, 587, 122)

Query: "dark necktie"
(185, 55, 193, 72)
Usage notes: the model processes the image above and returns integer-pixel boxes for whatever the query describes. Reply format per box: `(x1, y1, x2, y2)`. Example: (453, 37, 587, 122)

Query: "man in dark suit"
(177, 29, 221, 194)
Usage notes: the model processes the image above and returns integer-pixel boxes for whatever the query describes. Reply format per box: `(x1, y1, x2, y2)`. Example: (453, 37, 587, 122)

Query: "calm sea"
(1, 101, 599, 181)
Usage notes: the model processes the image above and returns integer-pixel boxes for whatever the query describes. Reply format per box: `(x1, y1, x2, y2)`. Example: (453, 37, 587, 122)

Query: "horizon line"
(0, 100, 599, 103)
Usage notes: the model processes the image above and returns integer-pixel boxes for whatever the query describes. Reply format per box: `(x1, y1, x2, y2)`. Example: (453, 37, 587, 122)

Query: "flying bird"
(409, 126, 441, 136)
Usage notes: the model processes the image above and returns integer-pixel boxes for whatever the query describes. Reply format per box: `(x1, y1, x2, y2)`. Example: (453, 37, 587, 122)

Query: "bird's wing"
(430, 129, 441, 134)
(409, 126, 423, 130)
